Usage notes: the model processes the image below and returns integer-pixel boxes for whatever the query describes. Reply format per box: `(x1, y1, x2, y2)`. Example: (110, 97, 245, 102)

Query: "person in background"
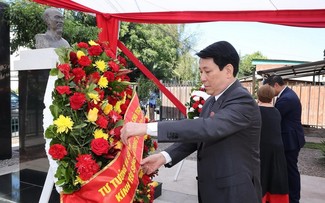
(148, 90, 157, 121)
(121, 41, 262, 203)
(257, 84, 289, 203)
(263, 75, 305, 203)
(35, 7, 70, 49)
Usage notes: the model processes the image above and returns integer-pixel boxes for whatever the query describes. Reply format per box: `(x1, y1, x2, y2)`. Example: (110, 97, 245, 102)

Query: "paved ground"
(1, 136, 324, 203)
(153, 159, 325, 203)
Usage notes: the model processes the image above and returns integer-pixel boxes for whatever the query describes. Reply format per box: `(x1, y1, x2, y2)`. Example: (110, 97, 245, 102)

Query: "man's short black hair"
(196, 41, 239, 77)
(263, 75, 285, 86)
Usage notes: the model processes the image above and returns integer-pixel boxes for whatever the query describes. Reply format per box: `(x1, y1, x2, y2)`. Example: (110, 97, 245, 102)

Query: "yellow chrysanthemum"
(150, 147, 156, 152)
(74, 176, 85, 186)
(109, 137, 114, 144)
(103, 103, 113, 115)
(148, 181, 158, 187)
(114, 101, 122, 114)
(138, 169, 144, 178)
(98, 76, 108, 89)
(114, 94, 126, 114)
(88, 92, 100, 104)
(95, 60, 106, 72)
(53, 115, 74, 134)
(76, 50, 85, 59)
(143, 134, 148, 140)
(87, 107, 99, 122)
(93, 129, 108, 140)
(88, 40, 99, 46)
(114, 141, 123, 150)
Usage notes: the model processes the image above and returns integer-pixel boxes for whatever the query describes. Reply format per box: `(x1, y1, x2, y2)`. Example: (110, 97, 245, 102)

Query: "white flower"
(191, 90, 210, 100)
(193, 96, 200, 101)
(189, 107, 195, 112)
(198, 104, 203, 108)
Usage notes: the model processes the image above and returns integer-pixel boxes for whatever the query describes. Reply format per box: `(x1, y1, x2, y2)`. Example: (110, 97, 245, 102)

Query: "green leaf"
(45, 125, 56, 139)
(115, 119, 124, 128)
(55, 179, 66, 186)
(73, 123, 87, 129)
(50, 104, 60, 118)
(50, 68, 58, 76)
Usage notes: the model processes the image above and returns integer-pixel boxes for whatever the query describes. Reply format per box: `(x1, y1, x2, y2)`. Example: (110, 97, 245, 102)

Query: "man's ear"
(225, 64, 234, 77)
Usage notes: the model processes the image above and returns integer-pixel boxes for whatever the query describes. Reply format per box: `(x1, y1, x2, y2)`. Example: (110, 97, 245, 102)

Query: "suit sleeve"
(157, 88, 258, 143)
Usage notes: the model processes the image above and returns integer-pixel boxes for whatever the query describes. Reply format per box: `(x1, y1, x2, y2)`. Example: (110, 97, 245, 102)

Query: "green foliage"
(120, 23, 197, 82)
(136, 75, 156, 102)
(239, 51, 267, 78)
(173, 52, 199, 82)
(62, 10, 99, 44)
(6, 0, 46, 53)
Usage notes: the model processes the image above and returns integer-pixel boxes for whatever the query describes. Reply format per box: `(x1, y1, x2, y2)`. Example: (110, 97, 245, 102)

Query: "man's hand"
(141, 153, 166, 174)
(120, 122, 147, 145)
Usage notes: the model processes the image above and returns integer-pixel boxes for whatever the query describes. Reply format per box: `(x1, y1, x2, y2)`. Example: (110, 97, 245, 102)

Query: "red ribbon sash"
(61, 93, 145, 203)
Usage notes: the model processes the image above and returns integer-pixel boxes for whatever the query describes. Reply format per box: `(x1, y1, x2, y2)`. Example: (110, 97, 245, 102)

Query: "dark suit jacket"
(158, 80, 262, 203)
(275, 87, 305, 151)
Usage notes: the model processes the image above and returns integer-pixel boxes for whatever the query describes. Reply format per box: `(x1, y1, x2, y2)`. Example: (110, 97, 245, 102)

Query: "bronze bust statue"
(35, 7, 70, 49)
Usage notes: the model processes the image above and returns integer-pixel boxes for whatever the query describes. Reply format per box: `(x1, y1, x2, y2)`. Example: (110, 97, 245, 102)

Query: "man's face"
(199, 58, 232, 96)
(48, 10, 64, 33)
(272, 83, 281, 96)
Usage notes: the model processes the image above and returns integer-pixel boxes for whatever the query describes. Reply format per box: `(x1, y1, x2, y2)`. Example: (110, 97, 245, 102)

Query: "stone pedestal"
(14, 48, 58, 167)
(0, 2, 12, 160)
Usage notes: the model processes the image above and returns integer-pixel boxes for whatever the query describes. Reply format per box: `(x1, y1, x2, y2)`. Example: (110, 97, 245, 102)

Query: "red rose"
(69, 51, 78, 65)
(89, 72, 100, 83)
(96, 115, 108, 129)
(78, 56, 92, 67)
(91, 138, 109, 156)
(108, 61, 120, 72)
(153, 141, 158, 150)
(110, 126, 122, 139)
(95, 88, 105, 100)
(49, 144, 67, 160)
(77, 42, 89, 49)
(118, 55, 127, 67)
(192, 101, 199, 109)
(72, 68, 86, 84)
(75, 154, 100, 181)
(56, 86, 71, 95)
(88, 45, 103, 56)
(103, 71, 115, 82)
(109, 110, 122, 123)
(105, 49, 116, 59)
(57, 64, 71, 79)
(200, 99, 205, 105)
(70, 92, 86, 110)
(143, 145, 149, 153)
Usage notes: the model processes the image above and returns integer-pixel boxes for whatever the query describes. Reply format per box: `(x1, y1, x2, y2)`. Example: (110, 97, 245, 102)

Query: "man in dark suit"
(121, 41, 262, 203)
(263, 75, 305, 203)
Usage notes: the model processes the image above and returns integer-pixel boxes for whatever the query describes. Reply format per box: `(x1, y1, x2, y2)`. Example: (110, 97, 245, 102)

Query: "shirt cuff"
(146, 122, 158, 136)
(160, 151, 172, 164)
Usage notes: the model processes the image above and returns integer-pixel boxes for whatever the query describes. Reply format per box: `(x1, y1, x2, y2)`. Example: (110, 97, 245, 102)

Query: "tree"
(239, 51, 267, 78)
(173, 52, 199, 82)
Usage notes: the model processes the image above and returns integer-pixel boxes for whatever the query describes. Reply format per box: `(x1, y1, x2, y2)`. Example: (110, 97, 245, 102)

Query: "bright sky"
(186, 22, 325, 62)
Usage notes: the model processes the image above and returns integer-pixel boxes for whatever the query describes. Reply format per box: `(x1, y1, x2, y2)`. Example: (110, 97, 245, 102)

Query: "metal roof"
(256, 60, 325, 80)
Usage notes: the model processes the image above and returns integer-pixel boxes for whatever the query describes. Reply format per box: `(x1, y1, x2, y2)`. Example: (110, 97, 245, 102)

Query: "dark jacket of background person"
(264, 75, 305, 203)
(160, 80, 262, 203)
(257, 84, 289, 203)
(275, 87, 305, 151)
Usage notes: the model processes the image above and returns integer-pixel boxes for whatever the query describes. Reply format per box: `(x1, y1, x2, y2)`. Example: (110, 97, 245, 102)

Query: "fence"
(161, 81, 325, 128)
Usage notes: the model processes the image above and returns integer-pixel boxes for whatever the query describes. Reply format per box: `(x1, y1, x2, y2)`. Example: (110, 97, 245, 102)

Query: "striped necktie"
(209, 98, 216, 112)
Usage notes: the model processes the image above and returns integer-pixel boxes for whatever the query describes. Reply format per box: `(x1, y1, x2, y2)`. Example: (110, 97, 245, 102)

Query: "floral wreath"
(186, 85, 209, 119)
(45, 40, 158, 202)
